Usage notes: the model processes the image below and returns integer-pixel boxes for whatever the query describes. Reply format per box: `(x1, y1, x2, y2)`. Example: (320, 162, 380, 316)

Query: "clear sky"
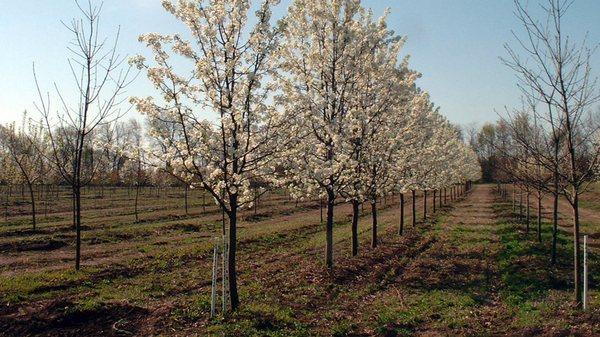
(1, 0, 599, 127)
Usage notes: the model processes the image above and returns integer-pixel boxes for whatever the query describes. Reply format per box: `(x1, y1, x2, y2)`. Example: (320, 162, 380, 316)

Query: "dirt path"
(328, 185, 573, 336)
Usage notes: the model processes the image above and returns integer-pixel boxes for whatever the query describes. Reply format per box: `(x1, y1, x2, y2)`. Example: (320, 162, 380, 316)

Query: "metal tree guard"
(210, 235, 229, 317)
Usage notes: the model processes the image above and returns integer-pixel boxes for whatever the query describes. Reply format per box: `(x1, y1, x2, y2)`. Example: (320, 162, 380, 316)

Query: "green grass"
(205, 302, 309, 337)
(375, 289, 477, 334)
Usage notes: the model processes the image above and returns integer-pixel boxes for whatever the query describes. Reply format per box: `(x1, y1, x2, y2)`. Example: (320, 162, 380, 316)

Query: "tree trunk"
(75, 185, 82, 270)
(326, 188, 335, 269)
(411, 190, 416, 227)
(512, 184, 516, 212)
(228, 194, 240, 311)
(351, 200, 359, 256)
(423, 190, 427, 221)
(135, 184, 140, 222)
(27, 182, 36, 231)
(433, 190, 437, 213)
(184, 185, 189, 215)
(4, 187, 8, 222)
(444, 187, 448, 204)
(320, 198, 323, 224)
(72, 190, 76, 230)
(399, 193, 404, 235)
(552, 188, 559, 265)
(222, 205, 226, 235)
(44, 185, 48, 219)
(537, 189, 542, 243)
(371, 200, 377, 248)
(253, 189, 257, 215)
(572, 191, 582, 306)
(526, 192, 530, 234)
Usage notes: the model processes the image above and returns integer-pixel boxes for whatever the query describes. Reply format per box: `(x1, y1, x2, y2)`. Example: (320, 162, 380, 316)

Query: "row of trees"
(0, 117, 182, 226)
(471, 0, 600, 308)
(2, 0, 481, 311)
(130, 0, 480, 309)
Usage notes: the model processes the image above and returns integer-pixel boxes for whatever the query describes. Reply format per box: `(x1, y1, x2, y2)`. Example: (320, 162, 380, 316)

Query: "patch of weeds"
(208, 302, 308, 337)
(245, 212, 272, 222)
(331, 319, 356, 337)
(169, 223, 203, 232)
(171, 295, 212, 321)
(374, 290, 476, 334)
(0, 269, 88, 303)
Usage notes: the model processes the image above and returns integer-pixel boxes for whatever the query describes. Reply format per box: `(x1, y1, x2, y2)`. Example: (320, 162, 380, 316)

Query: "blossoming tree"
(131, 0, 284, 310)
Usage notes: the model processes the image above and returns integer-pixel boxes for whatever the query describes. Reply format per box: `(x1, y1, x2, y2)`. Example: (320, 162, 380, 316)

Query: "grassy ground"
(0, 185, 599, 336)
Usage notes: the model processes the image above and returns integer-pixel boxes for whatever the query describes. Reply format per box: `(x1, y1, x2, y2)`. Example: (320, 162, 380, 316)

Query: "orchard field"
(1, 0, 599, 336)
(0, 183, 599, 336)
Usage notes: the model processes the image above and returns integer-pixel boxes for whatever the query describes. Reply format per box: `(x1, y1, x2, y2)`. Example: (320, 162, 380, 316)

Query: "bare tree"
(34, 0, 133, 270)
(502, 0, 600, 306)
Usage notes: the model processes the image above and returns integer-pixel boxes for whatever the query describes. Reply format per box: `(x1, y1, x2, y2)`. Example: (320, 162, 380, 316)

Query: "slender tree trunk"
(537, 189, 542, 243)
(320, 198, 323, 224)
(423, 190, 427, 221)
(552, 188, 559, 265)
(411, 190, 416, 227)
(371, 199, 377, 248)
(222, 205, 226, 235)
(399, 193, 404, 235)
(326, 188, 335, 269)
(253, 189, 257, 215)
(438, 189, 442, 209)
(75, 185, 82, 270)
(526, 192, 530, 234)
(44, 185, 48, 219)
(228, 194, 239, 310)
(184, 185, 189, 215)
(135, 184, 140, 222)
(351, 200, 359, 256)
(4, 187, 8, 222)
(27, 182, 36, 231)
(512, 183, 516, 213)
(433, 190, 437, 213)
(444, 188, 447, 204)
(573, 191, 582, 305)
(72, 189, 76, 230)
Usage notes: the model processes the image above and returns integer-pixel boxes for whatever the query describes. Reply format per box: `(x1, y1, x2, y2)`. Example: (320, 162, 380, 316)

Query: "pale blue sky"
(1, 0, 599, 126)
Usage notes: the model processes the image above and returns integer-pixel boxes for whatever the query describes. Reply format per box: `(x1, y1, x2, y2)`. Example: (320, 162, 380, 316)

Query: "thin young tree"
(34, 0, 133, 270)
